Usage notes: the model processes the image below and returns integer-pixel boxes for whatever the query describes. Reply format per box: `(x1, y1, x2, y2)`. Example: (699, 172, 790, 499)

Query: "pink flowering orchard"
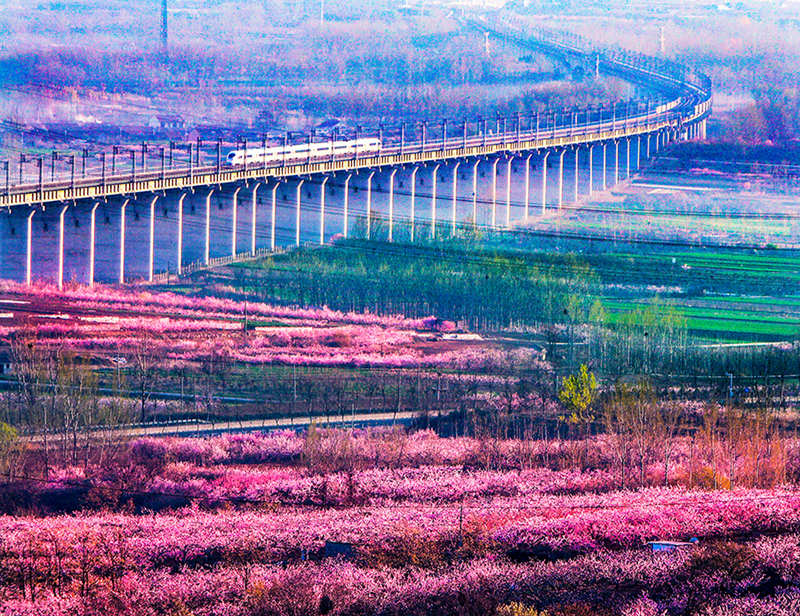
(0, 282, 509, 370)
(2, 428, 800, 615)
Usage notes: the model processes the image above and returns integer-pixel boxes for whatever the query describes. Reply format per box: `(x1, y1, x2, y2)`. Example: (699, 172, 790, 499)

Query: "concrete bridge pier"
(490, 157, 500, 228)
(147, 195, 158, 282)
(294, 180, 304, 247)
(56, 204, 69, 290)
(430, 164, 440, 238)
(176, 192, 187, 274)
(341, 174, 352, 239)
(212, 186, 243, 266)
(557, 149, 565, 209)
(230, 186, 241, 257)
(88, 202, 99, 287)
(89, 201, 117, 285)
(409, 167, 418, 241)
(504, 157, 513, 228)
(588, 145, 594, 196)
(365, 171, 375, 240)
(636, 136, 641, 169)
(270, 182, 280, 250)
(383, 169, 393, 242)
(451, 162, 460, 234)
(541, 150, 550, 214)
(20, 204, 70, 286)
(25, 208, 35, 285)
(573, 146, 580, 202)
(320, 176, 330, 245)
(471, 159, 480, 227)
(252, 177, 270, 255)
(523, 152, 533, 221)
(322, 175, 340, 245)
(602, 143, 608, 190)
(119, 198, 129, 284)
(626, 138, 631, 179)
(250, 182, 262, 256)
(57, 200, 111, 287)
(204, 188, 215, 263)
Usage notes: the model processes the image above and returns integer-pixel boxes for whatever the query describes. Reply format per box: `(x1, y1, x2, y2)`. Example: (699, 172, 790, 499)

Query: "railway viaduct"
(0, 17, 711, 287)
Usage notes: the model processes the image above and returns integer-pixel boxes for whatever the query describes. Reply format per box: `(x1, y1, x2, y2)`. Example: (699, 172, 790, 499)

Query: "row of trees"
(0, 326, 555, 477)
(225, 241, 800, 390)
(0, 335, 796, 494)
(232, 239, 600, 331)
(0, 335, 144, 478)
(438, 364, 795, 490)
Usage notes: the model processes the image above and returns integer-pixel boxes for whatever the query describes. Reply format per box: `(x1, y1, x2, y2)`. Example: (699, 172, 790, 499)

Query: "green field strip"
(668, 249, 800, 262)
(680, 318, 800, 338)
(611, 259, 800, 277)
(614, 251, 800, 267)
(549, 217, 791, 238)
(663, 252, 800, 268)
(602, 299, 800, 325)
(602, 299, 800, 340)
(703, 295, 800, 308)
(602, 311, 799, 339)
(597, 254, 800, 285)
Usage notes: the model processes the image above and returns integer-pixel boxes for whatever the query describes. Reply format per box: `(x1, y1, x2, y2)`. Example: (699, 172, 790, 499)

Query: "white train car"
(226, 137, 381, 166)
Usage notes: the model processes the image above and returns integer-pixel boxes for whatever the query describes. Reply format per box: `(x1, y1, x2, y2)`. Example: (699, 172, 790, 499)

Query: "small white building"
(148, 114, 186, 130)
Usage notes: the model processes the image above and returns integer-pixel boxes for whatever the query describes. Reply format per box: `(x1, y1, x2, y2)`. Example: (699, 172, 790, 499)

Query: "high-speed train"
(226, 137, 382, 166)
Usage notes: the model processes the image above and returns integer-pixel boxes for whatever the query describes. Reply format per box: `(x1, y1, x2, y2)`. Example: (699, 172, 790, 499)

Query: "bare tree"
(130, 334, 157, 424)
